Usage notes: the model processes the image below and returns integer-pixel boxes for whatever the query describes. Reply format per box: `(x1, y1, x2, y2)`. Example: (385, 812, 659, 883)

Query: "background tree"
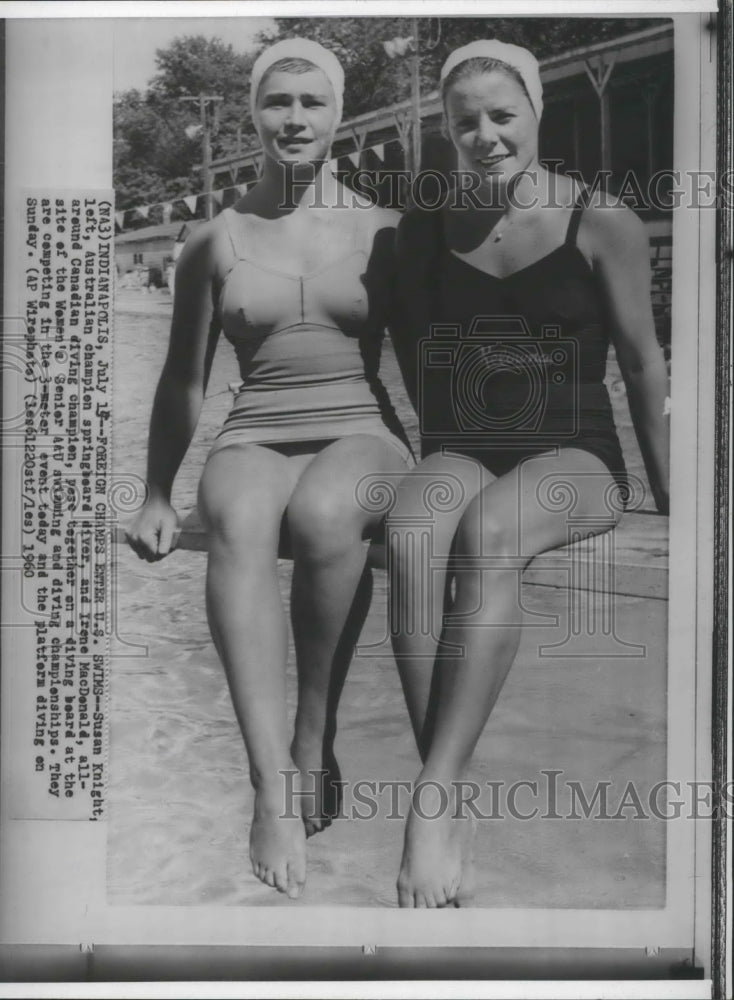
(114, 35, 257, 210)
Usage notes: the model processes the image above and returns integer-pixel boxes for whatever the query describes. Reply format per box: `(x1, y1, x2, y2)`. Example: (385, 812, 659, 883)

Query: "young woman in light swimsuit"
(126, 39, 411, 900)
(389, 40, 670, 907)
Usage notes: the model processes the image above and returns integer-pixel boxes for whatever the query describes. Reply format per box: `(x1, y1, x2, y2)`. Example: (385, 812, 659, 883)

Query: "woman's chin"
(275, 152, 329, 169)
(475, 166, 534, 202)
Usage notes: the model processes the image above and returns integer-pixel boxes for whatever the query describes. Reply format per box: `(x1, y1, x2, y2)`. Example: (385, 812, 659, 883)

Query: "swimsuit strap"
(221, 208, 249, 260)
(221, 206, 368, 270)
(564, 190, 589, 247)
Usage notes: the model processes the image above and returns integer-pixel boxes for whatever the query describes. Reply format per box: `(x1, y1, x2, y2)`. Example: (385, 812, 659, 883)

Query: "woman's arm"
(126, 224, 222, 559)
(587, 201, 670, 514)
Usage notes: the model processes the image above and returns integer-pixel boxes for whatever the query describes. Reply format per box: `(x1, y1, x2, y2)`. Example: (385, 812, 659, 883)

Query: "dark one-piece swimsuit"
(419, 195, 629, 503)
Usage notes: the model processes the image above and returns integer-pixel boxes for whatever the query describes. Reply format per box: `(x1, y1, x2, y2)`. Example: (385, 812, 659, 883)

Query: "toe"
(434, 887, 449, 908)
(287, 856, 306, 899)
(397, 878, 412, 908)
(273, 865, 289, 893)
(414, 892, 428, 909)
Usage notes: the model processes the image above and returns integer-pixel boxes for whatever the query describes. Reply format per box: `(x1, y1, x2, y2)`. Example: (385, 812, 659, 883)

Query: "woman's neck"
(256, 157, 342, 213)
(494, 162, 544, 214)
(446, 161, 549, 247)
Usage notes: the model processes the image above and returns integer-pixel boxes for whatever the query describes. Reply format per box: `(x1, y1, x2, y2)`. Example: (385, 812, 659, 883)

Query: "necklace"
(492, 212, 515, 243)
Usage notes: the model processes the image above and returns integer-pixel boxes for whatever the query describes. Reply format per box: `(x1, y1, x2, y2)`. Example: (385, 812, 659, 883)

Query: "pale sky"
(112, 16, 277, 93)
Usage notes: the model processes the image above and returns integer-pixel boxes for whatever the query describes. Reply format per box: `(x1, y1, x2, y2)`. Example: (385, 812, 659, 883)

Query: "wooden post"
(179, 94, 223, 221)
(644, 82, 660, 179)
(202, 101, 212, 220)
(572, 97, 581, 173)
(583, 55, 617, 176)
(600, 87, 611, 176)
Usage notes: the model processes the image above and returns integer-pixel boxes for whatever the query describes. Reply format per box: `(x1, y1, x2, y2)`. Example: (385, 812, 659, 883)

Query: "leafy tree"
(114, 88, 200, 209)
(148, 34, 257, 155)
(114, 35, 258, 210)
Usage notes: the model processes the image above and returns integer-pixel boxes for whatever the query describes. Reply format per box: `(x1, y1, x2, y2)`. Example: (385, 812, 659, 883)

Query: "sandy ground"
(107, 290, 666, 908)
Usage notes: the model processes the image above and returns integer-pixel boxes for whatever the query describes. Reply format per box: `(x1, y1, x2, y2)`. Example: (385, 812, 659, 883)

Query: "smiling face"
(444, 68, 539, 192)
(255, 66, 338, 165)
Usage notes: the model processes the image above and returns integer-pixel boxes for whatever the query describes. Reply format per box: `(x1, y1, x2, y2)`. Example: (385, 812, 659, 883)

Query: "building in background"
(115, 221, 201, 289)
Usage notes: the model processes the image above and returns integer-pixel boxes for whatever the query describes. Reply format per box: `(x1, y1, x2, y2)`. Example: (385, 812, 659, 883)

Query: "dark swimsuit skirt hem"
(208, 422, 415, 466)
(421, 438, 630, 509)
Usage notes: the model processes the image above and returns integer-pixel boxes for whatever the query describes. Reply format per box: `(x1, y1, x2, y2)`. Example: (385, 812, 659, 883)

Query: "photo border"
(0, 2, 729, 994)
(711, 2, 731, 998)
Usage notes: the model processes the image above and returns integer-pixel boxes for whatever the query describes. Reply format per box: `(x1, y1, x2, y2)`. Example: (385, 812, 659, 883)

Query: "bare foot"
(249, 780, 306, 899)
(396, 777, 474, 908)
(454, 813, 477, 907)
(291, 736, 343, 837)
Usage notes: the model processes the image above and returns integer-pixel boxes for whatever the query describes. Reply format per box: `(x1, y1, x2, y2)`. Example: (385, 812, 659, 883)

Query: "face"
(444, 69, 538, 190)
(255, 68, 338, 164)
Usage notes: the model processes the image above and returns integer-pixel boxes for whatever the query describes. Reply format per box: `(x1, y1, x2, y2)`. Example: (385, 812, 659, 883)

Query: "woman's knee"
(455, 497, 518, 560)
(198, 451, 285, 550)
(287, 482, 365, 562)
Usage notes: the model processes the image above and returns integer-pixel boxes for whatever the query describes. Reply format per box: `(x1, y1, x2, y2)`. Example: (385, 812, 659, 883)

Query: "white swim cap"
(250, 38, 345, 123)
(440, 39, 543, 120)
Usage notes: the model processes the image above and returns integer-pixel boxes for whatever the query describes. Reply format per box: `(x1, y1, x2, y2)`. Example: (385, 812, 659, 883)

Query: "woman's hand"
(125, 495, 180, 562)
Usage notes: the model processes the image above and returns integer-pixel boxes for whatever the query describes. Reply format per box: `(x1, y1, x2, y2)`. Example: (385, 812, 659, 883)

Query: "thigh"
(389, 450, 495, 556)
(457, 447, 622, 561)
(287, 433, 410, 539)
(198, 443, 310, 543)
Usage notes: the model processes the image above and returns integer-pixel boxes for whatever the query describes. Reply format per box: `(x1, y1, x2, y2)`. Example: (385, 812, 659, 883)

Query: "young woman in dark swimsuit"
(389, 40, 670, 908)
(126, 39, 411, 900)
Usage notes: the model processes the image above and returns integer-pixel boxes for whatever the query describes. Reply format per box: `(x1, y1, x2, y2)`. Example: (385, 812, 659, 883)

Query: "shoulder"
(359, 201, 401, 239)
(396, 204, 441, 253)
(343, 192, 400, 239)
(178, 214, 226, 258)
(343, 199, 400, 266)
(367, 203, 401, 232)
(334, 181, 395, 217)
(176, 213, 231, 277)
(577, 190, 649, 265)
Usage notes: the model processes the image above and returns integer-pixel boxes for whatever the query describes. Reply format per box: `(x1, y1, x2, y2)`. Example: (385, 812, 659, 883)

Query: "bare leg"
(389, 452, 490, 759)
(394, 449, 621, 907)
(198, 443, 311, 898)
(288, 435, 408, 835)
